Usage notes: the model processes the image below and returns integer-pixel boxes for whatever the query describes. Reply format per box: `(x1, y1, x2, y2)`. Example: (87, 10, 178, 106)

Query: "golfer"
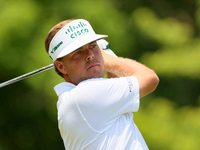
(44, 19, 159, 150)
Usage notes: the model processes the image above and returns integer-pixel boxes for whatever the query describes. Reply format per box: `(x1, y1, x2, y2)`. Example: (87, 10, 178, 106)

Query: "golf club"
(0, 64, 54, 88)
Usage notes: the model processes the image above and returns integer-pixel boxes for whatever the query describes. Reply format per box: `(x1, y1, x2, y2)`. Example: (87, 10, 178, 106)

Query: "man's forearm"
(102, 49, 148, 77)
(106, 58, 141, 78)
(101, 49, 159, 98)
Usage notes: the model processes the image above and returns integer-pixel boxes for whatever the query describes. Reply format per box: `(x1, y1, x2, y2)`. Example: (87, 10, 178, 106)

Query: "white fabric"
(54, 76, 149, 150)
(97, 39, 117, 57)
(49, 19, 108, 61)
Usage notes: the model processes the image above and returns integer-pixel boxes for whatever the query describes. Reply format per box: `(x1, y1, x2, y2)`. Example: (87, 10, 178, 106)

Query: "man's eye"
(91, 44, 96, 48)
(75, 51, 81, 55)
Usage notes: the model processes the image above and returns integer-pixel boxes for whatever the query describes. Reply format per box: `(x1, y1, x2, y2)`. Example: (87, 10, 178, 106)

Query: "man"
(45, 19, 159, 150)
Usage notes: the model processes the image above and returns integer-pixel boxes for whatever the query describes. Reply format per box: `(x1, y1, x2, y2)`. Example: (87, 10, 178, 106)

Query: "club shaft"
(0, 64, 54, 88)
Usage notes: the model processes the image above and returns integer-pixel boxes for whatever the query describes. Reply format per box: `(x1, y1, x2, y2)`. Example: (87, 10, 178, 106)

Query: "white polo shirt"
(54, 76, 149, 150)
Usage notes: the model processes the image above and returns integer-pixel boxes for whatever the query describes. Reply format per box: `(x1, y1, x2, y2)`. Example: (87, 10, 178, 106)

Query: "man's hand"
(97, 39, 117, 57)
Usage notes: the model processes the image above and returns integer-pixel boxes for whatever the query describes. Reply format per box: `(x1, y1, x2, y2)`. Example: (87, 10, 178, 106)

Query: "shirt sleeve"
(74, 76, 140, 131)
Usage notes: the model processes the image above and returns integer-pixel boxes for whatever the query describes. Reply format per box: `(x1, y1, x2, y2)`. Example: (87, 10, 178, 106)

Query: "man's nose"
(86, 49, 95, 61)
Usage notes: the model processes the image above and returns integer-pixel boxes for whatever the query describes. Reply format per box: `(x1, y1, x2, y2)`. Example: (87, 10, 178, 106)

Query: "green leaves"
(132, 8, 193, 46)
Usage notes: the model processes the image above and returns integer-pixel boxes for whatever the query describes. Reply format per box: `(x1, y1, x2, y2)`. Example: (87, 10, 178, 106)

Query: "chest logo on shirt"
(126, 77, 133, 92)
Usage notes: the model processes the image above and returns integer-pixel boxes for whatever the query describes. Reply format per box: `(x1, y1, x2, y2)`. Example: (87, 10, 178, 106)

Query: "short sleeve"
(74, 76, 140, 131)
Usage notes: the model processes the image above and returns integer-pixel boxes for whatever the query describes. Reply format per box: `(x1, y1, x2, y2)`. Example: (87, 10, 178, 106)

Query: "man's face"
(57, 41, 105, 85)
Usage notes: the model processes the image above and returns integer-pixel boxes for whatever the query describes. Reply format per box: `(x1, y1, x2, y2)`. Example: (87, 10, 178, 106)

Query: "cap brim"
(57, 34, 108, 59)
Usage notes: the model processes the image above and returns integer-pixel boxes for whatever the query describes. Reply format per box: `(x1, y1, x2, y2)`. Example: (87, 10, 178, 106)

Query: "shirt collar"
(54, 82, 76, 96)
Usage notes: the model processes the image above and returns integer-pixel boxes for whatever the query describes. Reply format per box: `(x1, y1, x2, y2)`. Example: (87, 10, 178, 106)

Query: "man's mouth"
(87, 64, 100, 70)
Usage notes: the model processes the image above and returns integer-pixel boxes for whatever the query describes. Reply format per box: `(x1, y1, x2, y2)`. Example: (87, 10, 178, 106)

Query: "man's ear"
(54, 60, 67, 74)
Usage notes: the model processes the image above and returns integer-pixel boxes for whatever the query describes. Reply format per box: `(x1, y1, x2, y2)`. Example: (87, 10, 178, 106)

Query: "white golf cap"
(48, 19, 108, 61)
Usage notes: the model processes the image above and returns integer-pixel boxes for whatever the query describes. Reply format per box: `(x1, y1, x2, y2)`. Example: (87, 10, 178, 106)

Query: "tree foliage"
(0, 0, 199, 149)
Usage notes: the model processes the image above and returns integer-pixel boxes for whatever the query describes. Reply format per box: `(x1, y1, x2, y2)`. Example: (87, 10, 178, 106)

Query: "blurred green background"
(0, 0, 200, 149)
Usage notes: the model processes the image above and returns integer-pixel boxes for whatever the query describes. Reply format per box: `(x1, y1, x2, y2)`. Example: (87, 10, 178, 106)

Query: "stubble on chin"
(78, 70, 104, 84)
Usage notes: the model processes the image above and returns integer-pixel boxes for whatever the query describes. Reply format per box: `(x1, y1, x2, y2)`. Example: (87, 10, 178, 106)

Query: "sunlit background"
(0, 0, 200, 149)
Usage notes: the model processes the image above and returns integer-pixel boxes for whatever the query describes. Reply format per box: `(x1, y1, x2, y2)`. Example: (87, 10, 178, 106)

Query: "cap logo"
(65, 21, 89, 39)
(51, 41, 63, 54)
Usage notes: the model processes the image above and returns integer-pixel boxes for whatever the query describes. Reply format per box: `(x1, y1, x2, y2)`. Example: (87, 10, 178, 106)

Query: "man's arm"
(101, 49, 159, 98)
